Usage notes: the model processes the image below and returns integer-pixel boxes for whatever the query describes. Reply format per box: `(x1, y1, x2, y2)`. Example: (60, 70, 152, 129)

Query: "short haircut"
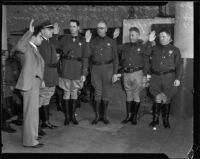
(70, 19, 80, 26)
(98, 20, 108, 27)
(32, 26, 42, 37)
(129, 27, 140, 34)
(159, 29, 171, 37)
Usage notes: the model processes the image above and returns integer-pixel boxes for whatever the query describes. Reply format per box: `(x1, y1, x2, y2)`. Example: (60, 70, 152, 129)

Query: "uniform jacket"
(55, 34, 88, 80)
(84, 36, 119, 74)
(148, 43, 183, 80)
(118, 40, 152, 75)
(15, 31, 45, 91)
(38, 37, 59, 87)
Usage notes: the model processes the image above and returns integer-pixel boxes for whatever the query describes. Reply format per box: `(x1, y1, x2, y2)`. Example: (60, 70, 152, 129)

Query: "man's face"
(159, 32, 171, 45)
(69, 22, 79, 35)
(34, 32, 44, 46)
(97, 22, 107, 37)
(129, 31, 140, 43)
(41, 28, 54, 39)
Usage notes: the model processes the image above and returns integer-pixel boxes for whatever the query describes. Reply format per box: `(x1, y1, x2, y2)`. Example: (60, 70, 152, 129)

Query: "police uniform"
(38, 35, 59, 129)
(148, 43, 183, 128)
(85, 36, 118, 124)
(119, 40, 152, 125)
(56, 34, 88, 125)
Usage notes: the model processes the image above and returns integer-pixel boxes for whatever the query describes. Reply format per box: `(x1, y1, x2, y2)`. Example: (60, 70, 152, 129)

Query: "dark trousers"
(91, 64, 113, 101)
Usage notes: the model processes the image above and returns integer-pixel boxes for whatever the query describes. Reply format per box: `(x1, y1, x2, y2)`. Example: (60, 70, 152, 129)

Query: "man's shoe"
(41, 121, 58, 129)
(24, 143, 44, 148)
(11, 119, 23, 126)
(37, 136, 42, 140)
(2, 124, 16, 133)
(38, 129, 46, 136)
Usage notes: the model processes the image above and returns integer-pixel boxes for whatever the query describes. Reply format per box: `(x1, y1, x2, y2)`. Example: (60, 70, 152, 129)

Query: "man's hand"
(29, 19, 34, 33)
(112, 74, 121, 83)
(85, 30, 92, 42)
(113, 28, 120, 39)
(53, 22, 60, 34)
(81, 75, 86, 82)
(174, 80, 180, 87)
(149, 30, 156, 42)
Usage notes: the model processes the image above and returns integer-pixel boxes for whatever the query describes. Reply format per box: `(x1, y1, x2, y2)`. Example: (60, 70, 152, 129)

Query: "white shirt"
(29, 41, 38, 51)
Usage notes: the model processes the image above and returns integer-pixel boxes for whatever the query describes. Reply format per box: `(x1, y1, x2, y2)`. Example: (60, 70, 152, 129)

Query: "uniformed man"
(38, 20, 60, 130)
(84, 21, 119, 125)
(56, 19, 88, 125)
(147, 29, 183, 129)
(118, 27, 152, 125)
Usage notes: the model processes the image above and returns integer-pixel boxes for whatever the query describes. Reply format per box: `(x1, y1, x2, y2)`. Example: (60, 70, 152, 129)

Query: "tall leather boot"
(39, 106, 46, 126)
(63, 99, 70, 125)
(39, 107, 46, 136)
(2, 108, 16, 133)
(162, 104, 171, 129)
(121, 101, 132, 124)
(91, 100, 101, 125)
(41, 105, 58, 129)
(71, 99, 79, 125)
(149, 103, 161, 127)
(131, 101, 140, 125)
(102, 100, 110, 124)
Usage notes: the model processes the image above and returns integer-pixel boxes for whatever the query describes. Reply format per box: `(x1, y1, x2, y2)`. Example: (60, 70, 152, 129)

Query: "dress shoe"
(11, 119, 23, 126)
(2, 123, 16, 133)
(37, 136, 42, 140)
(41, 121, 58, 129)
(38, 129, 46, 136)
(24, 143, 44, 148)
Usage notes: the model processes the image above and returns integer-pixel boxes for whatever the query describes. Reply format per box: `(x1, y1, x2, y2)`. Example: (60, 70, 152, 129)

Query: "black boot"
(39, 106, 46, 126)
(41, 105, 58, 129)
(131, 101, 140, 125)
(71, 99, 79, 125)
(149, 103, 161, 127)
(162, 104, 171, 129)
(121, 101, 132, 124)
(102, 100, 110, 124)
(56, 86, 64, 111)
(2, 108, 16, 133)
(63, 99, 70, 125)
(91, 100, 101, 125)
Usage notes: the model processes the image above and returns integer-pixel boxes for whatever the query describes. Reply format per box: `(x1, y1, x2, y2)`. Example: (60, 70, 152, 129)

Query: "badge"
(169, 50, 173, 55)
(79, 42, 82, 46)
(107, 43, 111, 46)
(137, 48, 141, 52)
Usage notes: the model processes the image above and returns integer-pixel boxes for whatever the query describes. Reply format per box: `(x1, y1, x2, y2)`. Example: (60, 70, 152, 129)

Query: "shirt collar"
(29, 41, 37, 50)
(42, 35, 49, 41)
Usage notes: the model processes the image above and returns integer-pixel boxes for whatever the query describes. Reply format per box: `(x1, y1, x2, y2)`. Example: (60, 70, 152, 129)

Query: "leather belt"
(152, 69, 175, 75)
(63, 56, 82, 62)
(123, 66, 143, 73)
(92, 59, 113, 65)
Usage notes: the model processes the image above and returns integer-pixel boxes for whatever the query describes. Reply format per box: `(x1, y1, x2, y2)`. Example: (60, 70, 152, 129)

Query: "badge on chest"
(168, 50, 173, 56)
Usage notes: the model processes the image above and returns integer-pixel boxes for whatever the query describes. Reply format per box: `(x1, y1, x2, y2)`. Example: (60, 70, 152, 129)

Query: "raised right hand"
(85, 30, 92, 42)
(29, 19, 34, 33)
(149, 30, 156, 42)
